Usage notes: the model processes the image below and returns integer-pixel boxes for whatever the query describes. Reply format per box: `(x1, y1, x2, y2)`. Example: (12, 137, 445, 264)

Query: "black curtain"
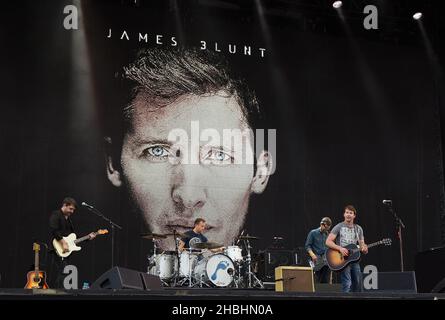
(1, 0, 444, 288)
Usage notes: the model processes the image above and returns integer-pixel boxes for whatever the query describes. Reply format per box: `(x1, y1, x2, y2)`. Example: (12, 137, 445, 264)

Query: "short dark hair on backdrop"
(194, 218, 206, 226)
(104, 46, 263, 154)
(62, 197, 77, 208)
(121, 47, 260, 130)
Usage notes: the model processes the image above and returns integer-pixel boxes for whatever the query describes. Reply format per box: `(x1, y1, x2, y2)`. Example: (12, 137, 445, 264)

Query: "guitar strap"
(354, 224, 359, 244)
(68, 216, 75, 233)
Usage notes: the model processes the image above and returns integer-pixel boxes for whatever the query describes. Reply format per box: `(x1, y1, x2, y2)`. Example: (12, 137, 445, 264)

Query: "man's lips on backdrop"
(166, 219, 216, 232)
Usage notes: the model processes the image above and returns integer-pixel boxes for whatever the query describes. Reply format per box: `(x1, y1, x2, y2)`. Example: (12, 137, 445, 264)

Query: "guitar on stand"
(25, 243, 49, 289)
(326, 238, 392, 271)
(52, 229, 108, 258)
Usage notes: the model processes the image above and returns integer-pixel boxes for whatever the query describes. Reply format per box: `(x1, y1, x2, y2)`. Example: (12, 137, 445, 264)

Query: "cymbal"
(164, 232, 186, 238)
(165, 224, 194, 231)
(239, 235, 260, 240)
(141, 233, 167, 239)
(141, 232, 186, 239)
(192, 242, 224, 250)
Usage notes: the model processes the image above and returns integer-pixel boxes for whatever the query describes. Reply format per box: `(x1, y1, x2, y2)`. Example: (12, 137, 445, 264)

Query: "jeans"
(315, 265, 331, 284)
(340, 262, 362, 293)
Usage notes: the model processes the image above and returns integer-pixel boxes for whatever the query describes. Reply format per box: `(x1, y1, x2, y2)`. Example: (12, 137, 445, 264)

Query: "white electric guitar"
(52, 229, 108, 258)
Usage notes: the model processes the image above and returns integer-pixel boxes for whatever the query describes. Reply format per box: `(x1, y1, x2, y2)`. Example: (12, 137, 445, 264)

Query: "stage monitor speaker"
(363, 271, 417, 293)
(415, 246, 445, 293)
(431, 277, 445, 293)
(257, 250, 298, 282)
(275, 266, 314, 292)
(140, 272, 163, 290)
(315, 283, 342, 293)
(91, 266, 162, 290)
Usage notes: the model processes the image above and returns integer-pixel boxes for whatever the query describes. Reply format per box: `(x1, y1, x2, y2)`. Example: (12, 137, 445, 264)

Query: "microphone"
(382, 199, 392, 205)
(81, 202, 94, 209)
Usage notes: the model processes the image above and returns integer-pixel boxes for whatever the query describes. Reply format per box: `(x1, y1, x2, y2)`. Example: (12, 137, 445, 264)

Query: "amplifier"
(256, 249, 299, 282)
(275, 266, 315, 292)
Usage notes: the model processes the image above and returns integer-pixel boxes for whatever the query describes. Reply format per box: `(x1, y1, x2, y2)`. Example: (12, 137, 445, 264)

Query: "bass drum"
(194, 254, 235, 287)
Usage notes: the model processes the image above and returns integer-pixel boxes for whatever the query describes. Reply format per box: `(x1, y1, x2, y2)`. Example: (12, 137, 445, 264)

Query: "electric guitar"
(53, 229, 108, 258)
(326, 238, 392, 271)
(25, 243, 49, 289)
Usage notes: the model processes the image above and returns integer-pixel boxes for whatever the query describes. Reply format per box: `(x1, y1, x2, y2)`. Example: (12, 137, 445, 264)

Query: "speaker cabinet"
(415, 246, 445, 293)
(140, 272, 163, 290)
(363, 271, 417, 293)
(432, 277, 445, 293)
(315, 283, 342, 293)
(257, 250, 298, 281)
(275, 266, 314, 292)
(91, 266, 162, 290)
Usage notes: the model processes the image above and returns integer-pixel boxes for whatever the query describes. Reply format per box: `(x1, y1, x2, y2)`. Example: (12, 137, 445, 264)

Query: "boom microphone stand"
(82, 202, 122, 268)
(383, 200, 406, 272)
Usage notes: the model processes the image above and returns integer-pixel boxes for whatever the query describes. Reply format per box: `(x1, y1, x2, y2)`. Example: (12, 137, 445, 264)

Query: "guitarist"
(305, 217, 332, 283)
(48, 197, 96, 288)
(326, 205, 368, 293)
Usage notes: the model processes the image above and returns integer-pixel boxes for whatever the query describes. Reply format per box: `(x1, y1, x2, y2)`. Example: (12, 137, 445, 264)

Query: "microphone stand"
(385, 203, 406, 272)
(84, 205, 122, 268)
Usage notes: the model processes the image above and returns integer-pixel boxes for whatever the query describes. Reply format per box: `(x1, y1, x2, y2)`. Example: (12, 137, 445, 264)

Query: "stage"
(1, 288, 444, 300)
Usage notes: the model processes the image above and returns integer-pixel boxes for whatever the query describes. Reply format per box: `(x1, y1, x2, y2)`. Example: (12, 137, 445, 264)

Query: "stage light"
(333, 1, 343, 9)
(413, 12, 423, 20)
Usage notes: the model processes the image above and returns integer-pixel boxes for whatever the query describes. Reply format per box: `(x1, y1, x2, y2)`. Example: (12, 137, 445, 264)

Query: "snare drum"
(179, 250, 199, 278)
(224, 246, 243, 263)
(148, 251, 178, 280)
(194, 253, 235, 287)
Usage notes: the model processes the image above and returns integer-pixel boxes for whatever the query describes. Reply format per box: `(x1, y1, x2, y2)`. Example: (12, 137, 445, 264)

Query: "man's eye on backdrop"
(202, 148, 234, 166)
(143, 145, 172, 161)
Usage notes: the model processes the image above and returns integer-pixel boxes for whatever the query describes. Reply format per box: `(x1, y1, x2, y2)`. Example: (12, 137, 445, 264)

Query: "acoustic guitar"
(326, 238, 392, 271)
(24, 243, 49, 289)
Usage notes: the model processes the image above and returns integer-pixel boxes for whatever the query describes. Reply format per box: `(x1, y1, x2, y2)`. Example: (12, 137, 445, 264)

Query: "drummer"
(178, 218, 224, 253)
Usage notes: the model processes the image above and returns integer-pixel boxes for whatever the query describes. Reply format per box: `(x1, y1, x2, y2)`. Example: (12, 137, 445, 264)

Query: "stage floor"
(0, 288, 444, 300)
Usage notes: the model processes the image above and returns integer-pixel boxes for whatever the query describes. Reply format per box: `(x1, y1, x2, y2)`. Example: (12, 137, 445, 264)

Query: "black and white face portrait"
(105, 48, 272, 249)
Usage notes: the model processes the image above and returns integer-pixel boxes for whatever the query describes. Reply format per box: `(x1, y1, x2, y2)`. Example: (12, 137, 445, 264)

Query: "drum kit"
(142, 230, 264, 289)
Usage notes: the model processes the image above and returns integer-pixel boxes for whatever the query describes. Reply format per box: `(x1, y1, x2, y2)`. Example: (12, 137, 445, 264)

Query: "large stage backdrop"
(1, 0, 444, 288)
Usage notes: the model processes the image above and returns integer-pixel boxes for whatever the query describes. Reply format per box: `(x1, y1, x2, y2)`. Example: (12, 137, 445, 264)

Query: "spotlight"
(413, 12, 423, 20)
(333, 1, 343, 9)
